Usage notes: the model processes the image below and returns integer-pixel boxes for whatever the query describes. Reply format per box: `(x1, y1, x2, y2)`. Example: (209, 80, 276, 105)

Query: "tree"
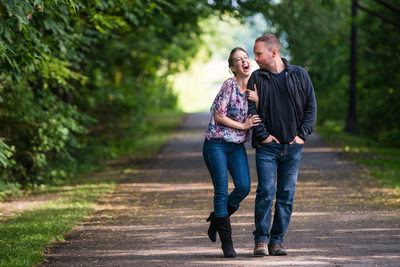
(0, 0, 224, 187)
(236, 0, 399, 144)
(345, 0, 359, 133)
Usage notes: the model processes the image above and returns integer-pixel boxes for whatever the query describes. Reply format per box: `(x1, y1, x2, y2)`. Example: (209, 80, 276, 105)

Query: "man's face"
(253, 41, 274, 70)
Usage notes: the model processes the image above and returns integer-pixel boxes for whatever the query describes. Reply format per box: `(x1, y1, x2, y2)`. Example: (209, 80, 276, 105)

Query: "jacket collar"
(282, 58, 291, 70)
(258, 57, 291, 78)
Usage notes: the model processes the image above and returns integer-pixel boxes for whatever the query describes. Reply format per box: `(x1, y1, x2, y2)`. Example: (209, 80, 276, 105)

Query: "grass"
(86, 109, 185, 160)
(317, 120, 400, 192)
(0, 109, 185, 267)
(0, 183, 113, 266)
(124, 110, 185, 157)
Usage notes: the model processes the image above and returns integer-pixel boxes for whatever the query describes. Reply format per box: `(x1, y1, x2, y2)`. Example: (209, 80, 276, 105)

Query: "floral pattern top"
(204, 78, 249, 143)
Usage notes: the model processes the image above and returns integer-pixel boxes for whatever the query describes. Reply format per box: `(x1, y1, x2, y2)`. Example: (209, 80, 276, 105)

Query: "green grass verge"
(0, 182, 114, 266)
(317, 120, 400, 192)
(0, 109, 185, 267)
(115, 110, 185, 157)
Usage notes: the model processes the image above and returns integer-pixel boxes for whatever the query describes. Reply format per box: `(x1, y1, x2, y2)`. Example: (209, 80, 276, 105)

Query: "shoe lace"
(271, 243, 285, 250)
(255, 242, 267, 249)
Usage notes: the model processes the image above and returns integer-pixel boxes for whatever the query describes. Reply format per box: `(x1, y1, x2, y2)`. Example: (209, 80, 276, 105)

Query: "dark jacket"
(247, 58, 317, 148)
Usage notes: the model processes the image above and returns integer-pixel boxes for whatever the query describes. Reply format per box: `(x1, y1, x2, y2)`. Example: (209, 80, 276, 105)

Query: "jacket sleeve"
(247, 73, 270, 142)
(298, 69, 317, 141)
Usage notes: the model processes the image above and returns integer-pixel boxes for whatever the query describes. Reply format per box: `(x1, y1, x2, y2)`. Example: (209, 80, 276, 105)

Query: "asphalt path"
(43, 112, 400, 266)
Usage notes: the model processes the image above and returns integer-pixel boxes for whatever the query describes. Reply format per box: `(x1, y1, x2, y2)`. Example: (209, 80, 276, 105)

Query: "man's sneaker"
(254, 242, 269, 256)
(268, 243, 287, 256)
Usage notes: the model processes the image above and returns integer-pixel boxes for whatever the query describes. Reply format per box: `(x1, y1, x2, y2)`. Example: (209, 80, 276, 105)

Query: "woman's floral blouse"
(204, 77, 249, 143)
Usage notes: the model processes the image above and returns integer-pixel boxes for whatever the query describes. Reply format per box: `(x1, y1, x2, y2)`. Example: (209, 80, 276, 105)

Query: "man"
(246, 34, 317, 256)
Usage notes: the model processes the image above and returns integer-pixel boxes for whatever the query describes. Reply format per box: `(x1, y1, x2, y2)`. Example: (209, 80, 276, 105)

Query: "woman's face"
(230, 50, 251, 77)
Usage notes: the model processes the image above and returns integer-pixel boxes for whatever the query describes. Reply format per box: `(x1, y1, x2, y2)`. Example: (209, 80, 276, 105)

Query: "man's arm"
(298, 69, 317, 141)
(247, 74, 271, 142)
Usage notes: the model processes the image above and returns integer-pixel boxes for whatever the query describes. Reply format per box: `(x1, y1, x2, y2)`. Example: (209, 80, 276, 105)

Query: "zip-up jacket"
(247, 58, 317, 148)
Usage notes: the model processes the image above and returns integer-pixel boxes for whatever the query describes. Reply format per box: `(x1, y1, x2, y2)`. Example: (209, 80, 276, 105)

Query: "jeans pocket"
(291, 141, 303, 146)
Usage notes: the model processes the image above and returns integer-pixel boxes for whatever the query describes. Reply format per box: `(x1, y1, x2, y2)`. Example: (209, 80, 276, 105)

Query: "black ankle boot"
(227, 203, 238, 216)
(215, 216, 237, 258)
(206, 204, 238, 243)
(206, 212, 217, 242)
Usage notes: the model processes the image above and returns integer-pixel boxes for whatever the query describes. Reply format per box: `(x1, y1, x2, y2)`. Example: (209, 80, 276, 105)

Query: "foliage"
(88, 110, 184, 162)
(1, 0, 398, 192)
(0, 0, 218, 189)
(0, 138, 12, 168)
(239, 0, 351, 122)
(237, 0, 400, 146)
(0, 109, 182, 266)
(0, 181, 21, 201)
(357, 0, 400, 145)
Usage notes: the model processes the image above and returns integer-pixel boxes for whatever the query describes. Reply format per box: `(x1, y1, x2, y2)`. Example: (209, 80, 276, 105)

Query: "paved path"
(43, 112, 400, 266)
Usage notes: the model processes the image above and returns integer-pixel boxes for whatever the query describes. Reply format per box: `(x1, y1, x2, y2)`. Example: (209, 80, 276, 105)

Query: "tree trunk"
(345, 0, 359, 133)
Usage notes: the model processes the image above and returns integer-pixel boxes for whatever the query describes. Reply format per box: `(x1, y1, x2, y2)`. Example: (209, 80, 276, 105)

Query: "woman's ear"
(229, 66, 236, 75)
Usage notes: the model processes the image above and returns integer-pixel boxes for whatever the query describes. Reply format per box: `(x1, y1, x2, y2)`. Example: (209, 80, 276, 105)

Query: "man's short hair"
(255, 34, 281, 53)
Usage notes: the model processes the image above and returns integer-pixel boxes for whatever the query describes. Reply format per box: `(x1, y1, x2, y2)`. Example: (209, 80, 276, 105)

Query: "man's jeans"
(253, 142, 303, 245)
(203, 138, 251, 218)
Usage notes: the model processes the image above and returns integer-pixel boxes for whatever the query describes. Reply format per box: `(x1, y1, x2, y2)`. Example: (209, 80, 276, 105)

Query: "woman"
(203, 47, 260, 258)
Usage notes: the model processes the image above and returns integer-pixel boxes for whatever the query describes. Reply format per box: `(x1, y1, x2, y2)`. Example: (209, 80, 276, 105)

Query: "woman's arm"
(214, 112, 261, 130)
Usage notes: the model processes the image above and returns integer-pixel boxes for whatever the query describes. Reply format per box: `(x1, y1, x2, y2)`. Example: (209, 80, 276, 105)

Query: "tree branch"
(355, 0, 400, 27)
(372, 0, 400, 15)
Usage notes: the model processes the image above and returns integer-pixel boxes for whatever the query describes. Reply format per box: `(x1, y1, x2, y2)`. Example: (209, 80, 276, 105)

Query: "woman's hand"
(246, 84, 259, 108)
(242, 114, 261, 130)
(214, 112, 261, 130)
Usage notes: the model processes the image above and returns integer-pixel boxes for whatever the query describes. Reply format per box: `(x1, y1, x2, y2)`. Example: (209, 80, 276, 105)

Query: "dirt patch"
(0, 194, 59, 217)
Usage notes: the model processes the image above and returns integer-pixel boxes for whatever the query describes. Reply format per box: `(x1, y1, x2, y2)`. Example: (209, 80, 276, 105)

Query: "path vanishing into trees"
(43, 112, 400, 266)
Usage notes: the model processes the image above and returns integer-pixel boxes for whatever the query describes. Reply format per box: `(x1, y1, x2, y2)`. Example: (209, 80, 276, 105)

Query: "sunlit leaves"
(0, 0, 222, 187)
(0, 139, 12, 168)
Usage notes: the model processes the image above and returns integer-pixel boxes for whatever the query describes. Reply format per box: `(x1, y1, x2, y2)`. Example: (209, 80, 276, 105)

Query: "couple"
(203, 33, 317, 258)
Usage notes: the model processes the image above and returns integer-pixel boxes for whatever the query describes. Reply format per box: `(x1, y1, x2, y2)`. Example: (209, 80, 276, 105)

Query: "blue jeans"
(203, 138, 251, 218)
(253, 142, 303, 245)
